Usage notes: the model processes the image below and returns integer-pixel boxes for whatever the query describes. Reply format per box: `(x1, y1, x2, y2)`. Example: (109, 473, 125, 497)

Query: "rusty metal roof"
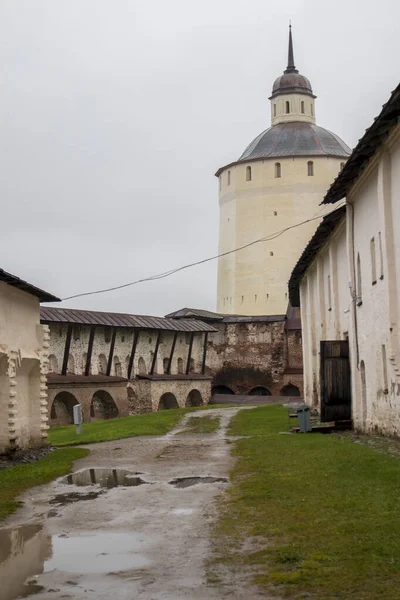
(323, 82, 400, 204)
(239, 123, 351, 161)
(40, 306, 217, 332)
(47, 374, 127, 384)
(288, 206, 346, 307)
(0, 268, 60, 303)
(166, 307, 286, 323)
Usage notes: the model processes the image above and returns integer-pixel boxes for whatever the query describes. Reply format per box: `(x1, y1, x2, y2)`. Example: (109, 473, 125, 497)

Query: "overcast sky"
(1, 0, 399, 316)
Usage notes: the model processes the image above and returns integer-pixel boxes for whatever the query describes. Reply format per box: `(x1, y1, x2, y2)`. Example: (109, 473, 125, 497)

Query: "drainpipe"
(346, 202, 360, 370)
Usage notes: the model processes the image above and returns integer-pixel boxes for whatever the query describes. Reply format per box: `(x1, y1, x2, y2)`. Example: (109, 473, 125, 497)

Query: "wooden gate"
(320, 341, 351, 422)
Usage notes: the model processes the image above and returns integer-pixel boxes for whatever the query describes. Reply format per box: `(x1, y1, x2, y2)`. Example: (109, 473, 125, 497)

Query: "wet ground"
(1, 407, 266, 600)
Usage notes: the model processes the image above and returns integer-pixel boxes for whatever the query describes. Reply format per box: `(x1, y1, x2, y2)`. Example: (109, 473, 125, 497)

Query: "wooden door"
(320, 341, 351, 422)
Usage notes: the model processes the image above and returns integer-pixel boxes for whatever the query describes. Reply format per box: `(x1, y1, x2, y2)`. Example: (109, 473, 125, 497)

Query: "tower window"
(307, 161, 314, 176)
(301, 100, 305, 114)
(274, 103, 276, 117)
(275, 162, 281, 178)
(285, 101, 290, 114)
(311, 104, 314, 116)
(227, 170, 231, 186)
(246, 165, 252, 181)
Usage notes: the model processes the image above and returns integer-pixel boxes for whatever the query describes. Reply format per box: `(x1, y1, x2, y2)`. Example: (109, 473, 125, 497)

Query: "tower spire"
(285, 23, 298, 73)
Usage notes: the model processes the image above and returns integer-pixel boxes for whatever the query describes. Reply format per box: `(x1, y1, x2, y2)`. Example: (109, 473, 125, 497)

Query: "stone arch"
(114, 355, 122, 377)
(158, 392, 179, 410)
(186, 389, 203, 407)
(90, 390, 119, 421)
(67, 354, 75, 374)
(48, 354, 58, 373)
(212, 385, 235, 395)
(51, 391, 79, 426)
(138, 357, 146, 375)
(177, 358, 184, 374)
(98, 354, 107, 375)
(248, 386, 272, 396)
(280, 384, 301, 397)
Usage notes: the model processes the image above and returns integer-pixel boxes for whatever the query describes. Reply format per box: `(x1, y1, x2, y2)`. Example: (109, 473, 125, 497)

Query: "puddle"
(65, 468, 147, 489)
(0, 524, 51, 600)
(45, 532, 151, 574)
(49, 491, 103, 505)
(169, 476, 229, 488)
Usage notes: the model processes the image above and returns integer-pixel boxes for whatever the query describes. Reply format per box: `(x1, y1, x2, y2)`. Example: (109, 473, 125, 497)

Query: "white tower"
(216, 27, 350, 315)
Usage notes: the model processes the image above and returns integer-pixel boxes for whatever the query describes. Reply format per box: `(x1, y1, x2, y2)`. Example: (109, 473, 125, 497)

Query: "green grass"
(214, 405, 400, 600)
(181, 415, 221, 434)
(0, 447, 89, 520)
(48, 405, 228, 447)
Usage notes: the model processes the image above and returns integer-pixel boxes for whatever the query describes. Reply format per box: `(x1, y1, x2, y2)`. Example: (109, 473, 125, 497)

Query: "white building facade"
(289, 85, 400, 435)
(0, 269, 59, 453)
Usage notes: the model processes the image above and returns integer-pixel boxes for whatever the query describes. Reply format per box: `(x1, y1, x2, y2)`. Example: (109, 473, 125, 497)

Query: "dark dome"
(239, 122, 351, 161)
(271, 71, 313, 98)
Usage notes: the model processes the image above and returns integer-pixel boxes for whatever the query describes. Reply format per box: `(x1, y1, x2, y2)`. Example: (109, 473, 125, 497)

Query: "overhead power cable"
(62, 206, 343, 301)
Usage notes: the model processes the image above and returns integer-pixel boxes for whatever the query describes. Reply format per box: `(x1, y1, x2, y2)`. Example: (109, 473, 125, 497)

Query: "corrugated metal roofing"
(40, 306, 217, 332)
(323, 83, 400, 204)
(166, 307, 286, 324)
(239, 123, 351, 162)
(288, 206, 346, 307)
(0, 268, 60, 303)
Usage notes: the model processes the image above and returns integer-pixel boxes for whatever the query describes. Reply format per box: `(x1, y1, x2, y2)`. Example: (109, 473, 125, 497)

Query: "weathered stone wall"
(47, 381, 130, 425)
(205, 320, 303, 396)
(131, 378, 211, 412)
(47, 324, 205, 379)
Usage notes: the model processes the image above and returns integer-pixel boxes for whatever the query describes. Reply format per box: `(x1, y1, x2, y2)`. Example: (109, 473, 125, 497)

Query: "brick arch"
(186, 389, 203, 407)
(248, 386, 272, 396)
(280, 384, 301, 397)
(51, 391, 79, 426)
(158, 392, 179, 411)
(90, 390, 119, 421)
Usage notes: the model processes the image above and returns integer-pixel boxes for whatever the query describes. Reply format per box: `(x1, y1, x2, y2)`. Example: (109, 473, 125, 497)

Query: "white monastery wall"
(0, 284, 48, 452)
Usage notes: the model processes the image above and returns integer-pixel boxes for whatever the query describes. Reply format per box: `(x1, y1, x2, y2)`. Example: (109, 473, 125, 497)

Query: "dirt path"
(2, 407, 263, 600)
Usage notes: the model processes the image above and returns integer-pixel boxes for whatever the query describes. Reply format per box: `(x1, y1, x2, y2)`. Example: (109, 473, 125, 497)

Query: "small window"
(307, 161, 314, 176)
(301, 100, 304, 114)
(356, 253, 362, 305)
(327, 275, 332, 311)
(246, 165, 252, 181)
(273, 103, 276, 116)
(340, 162, 345, 171)
(104, 328, 111, 343)
(255, 294, 257, 302)
(311, 104, 314, 116)
(371, 237, 377, 284)
(227, 170, 231, 186)
(269, 251, 274, 256)
(73, 326, 80, 341)
(163, 357, 169, 373)
(379, 232, 384, 279)
(273, 211, 277, 216)
(285, 101, 290, 114)
(275, 162, 281, 178)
